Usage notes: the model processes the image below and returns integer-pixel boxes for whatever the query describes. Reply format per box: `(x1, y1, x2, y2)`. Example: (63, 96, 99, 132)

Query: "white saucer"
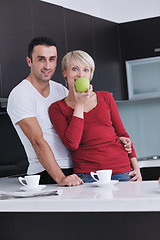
(20, 185, 46, 192)
(92, 180, 119, 187)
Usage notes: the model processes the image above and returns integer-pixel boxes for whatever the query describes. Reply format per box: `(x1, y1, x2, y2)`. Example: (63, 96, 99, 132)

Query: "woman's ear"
(63, 70, 66, 78)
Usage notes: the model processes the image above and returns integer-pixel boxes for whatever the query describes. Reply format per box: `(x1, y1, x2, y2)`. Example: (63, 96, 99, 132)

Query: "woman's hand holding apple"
(72, 82, 93, 119)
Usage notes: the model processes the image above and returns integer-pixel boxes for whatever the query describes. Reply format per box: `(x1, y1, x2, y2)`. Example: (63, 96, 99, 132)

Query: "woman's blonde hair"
(62, 50, 95, 79)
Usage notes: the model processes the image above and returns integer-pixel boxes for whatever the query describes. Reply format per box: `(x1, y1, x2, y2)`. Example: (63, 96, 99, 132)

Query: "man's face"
(27, 45, 57, 82)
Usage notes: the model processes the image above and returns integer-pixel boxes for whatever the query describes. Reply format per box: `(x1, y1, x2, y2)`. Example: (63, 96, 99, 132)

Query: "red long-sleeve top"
(49, 91, 136, 174)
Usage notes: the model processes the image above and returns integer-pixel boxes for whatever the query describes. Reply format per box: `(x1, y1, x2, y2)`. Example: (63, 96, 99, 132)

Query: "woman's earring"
(65, 78, 68, 88)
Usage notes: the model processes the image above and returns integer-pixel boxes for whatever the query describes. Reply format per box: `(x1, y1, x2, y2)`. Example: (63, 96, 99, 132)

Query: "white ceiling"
(41, 0, 160, 23)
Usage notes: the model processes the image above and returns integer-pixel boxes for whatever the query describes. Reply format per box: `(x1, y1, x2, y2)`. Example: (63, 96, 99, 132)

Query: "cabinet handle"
(154, 48, 160, 52)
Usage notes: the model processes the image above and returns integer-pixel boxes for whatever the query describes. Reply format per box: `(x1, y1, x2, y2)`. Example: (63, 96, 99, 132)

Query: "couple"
(7, 36, 142, 186)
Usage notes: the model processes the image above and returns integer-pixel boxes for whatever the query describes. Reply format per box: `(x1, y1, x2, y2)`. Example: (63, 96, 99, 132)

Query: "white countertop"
(138, 159, 160, 168)
(0, 177, 160, 212)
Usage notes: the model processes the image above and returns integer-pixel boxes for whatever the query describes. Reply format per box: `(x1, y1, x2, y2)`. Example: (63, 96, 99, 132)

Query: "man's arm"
(129, 157, 142, 181)
(119, 137, 132, 154)
(18, 117, 83, 186)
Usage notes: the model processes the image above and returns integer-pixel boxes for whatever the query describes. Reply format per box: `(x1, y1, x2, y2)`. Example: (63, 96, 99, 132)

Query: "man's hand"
(129, 157, 142, 181)
(119, 137, 132, 154)
(129, 168, 142, 181)
(58, 174, 84, 187)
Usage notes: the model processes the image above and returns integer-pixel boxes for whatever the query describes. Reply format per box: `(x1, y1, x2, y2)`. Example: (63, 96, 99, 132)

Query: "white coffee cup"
(90, 170, 112, 183)
(18, 175, 40, 188)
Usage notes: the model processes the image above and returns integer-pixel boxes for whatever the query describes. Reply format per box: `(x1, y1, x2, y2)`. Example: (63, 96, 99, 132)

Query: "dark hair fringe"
(28, 36, 56, 60)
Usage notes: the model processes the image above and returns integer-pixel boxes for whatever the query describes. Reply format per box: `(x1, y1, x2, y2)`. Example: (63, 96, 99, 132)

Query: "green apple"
(75, 77, 90, 93)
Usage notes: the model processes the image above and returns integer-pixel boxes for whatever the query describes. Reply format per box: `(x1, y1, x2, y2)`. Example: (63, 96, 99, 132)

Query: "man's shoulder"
(7, 80, 36, 121)
(49, 80, 68, 97)
(50, 80, 66, 89)
(9, 80, 31, 96)
(7, 80, 34, 109)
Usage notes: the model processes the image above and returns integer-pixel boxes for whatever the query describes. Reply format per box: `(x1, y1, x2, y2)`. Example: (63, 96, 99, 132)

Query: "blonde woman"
(49, 50, 142, 182)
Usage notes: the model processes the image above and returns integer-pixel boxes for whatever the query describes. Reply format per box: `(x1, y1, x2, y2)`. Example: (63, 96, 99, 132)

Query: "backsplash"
(117, 98, 160, 159)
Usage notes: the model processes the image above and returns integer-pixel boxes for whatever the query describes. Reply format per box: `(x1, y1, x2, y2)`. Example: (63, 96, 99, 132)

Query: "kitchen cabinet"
(0, 0, 33, 97)
(64, 10, 126, 100)
(120, 17, 160, 61)
(64, 9, 96, 87)
(93, 18, 126, 100)
(32, 0, 67, 85)
(0, 114, 28, 177)
(119, 17, 160, 100)
(64, 9, 94, 55)
(0, 0, 67, 97)
(141, 167, 160, 181)
(2, 211, 160, 240)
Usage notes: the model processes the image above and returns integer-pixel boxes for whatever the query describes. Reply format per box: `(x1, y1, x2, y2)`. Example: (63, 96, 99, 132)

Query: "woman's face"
(63, 60, 91, 87)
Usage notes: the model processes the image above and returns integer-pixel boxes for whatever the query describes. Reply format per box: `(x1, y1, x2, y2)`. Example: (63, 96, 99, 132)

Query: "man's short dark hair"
(28, 36, 56, 61)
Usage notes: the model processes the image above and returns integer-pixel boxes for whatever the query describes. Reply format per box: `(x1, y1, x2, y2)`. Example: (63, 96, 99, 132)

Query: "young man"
(7, 37, 83, 186)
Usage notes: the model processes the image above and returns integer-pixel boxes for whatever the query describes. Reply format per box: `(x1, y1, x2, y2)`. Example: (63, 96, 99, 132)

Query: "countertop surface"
(138, 158, 160, 168)
(0, 177, 160, 212)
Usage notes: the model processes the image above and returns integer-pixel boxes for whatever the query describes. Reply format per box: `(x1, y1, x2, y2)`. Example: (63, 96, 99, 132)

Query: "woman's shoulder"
(95, 91, 113, 102)
(49, 98, 65, 110)
(49, 98, 73, 118)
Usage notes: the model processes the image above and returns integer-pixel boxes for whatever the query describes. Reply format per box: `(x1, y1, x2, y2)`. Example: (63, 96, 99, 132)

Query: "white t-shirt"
(7, 79, 73, 174)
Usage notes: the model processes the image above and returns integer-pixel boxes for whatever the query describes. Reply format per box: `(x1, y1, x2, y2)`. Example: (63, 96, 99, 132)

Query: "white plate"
(20, 185, 46, 192)
(92, 180, 119, 187)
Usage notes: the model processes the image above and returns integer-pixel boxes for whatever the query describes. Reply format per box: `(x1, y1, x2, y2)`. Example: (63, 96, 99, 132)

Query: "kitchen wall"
(117, 99, 160, 159)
